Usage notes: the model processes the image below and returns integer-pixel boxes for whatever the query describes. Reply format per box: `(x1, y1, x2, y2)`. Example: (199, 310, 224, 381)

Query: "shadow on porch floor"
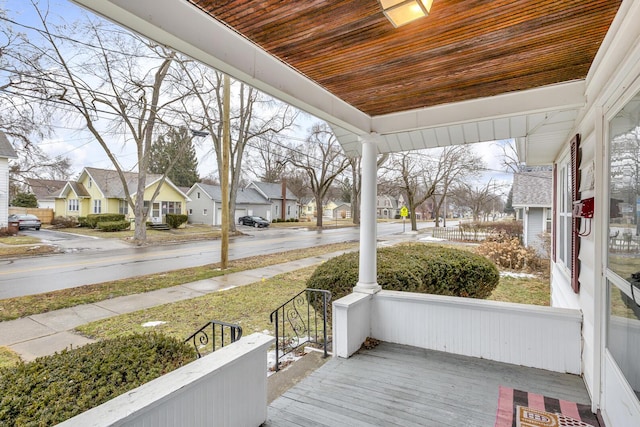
(264, 342, 592, 427)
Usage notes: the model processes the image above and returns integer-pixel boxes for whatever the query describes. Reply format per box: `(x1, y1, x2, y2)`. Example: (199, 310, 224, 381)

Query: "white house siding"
(0, 159, 8, 228)
(525, 207, 544, 252)
(549, 2, 640, 424)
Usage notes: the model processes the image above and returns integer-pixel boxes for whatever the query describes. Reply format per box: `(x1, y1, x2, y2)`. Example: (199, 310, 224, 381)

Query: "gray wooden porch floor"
(264, 342, 592, 427)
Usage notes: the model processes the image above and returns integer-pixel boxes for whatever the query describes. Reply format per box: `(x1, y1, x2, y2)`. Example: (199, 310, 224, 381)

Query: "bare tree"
(246, 134, 290, 182)
(496, 140, 523, 174)
(6, 2, 196, 244)
(289, 122, 350, 227)
(0, 6, 69, 192)
(452, 180, 504, 221)
(179, 63, 298, 232)
(430, 146, 484, 227)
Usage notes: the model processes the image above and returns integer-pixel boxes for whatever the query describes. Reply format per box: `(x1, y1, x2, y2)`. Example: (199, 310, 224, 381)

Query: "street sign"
(400, 206, 408, 218)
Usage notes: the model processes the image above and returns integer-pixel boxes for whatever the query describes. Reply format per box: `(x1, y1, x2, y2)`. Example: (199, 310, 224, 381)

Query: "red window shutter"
(570, 134, 581, 293)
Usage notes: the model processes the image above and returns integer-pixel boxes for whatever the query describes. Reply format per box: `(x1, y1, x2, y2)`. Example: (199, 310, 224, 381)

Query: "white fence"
(334, 291, 582, 374)
(59, 333, 273, 427)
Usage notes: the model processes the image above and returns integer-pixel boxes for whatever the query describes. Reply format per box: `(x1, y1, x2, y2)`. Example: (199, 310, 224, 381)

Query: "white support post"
(354, 134, 381, 294)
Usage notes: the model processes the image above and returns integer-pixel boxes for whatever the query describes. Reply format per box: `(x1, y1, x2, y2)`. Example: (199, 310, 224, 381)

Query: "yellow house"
(56, 167, 188, 224)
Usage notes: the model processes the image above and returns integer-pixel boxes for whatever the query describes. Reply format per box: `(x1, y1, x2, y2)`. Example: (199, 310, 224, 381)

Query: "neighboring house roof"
(333, 202, 351, 210)
(377, 195, 398, 209)
(250, 181, 297, 200)
(191, 183, 270, 205)
(27, 178, 67, 200)
(60, 181, 91, 198)
(0, 131, 18, 159)
(512, 171, 553, 208)
(80, 167, 186, 199)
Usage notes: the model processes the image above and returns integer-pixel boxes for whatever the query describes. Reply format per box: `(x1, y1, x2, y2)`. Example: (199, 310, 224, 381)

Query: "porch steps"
(148, 223, 170, 231)
(267, 350, 329, 404)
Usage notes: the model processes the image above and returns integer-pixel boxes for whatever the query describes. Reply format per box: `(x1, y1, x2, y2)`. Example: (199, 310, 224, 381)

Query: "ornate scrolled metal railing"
(269, 288, 331, 371)
(184, 320, 243, 358)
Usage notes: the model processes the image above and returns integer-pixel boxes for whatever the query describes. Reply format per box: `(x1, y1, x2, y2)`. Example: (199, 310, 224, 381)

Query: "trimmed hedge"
(166, 213, 188, 229)
(307, 244, 500, 317)
(0, 333, 196, 426)
(97, 220, 130, 232)
(85, 213, 126, 228)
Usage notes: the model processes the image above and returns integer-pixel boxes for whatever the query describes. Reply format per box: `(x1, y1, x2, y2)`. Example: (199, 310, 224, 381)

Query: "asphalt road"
(0, 221, 434, 299)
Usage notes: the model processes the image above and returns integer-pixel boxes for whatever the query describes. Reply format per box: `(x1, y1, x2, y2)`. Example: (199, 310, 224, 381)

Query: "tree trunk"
(315, 194, 324, 227)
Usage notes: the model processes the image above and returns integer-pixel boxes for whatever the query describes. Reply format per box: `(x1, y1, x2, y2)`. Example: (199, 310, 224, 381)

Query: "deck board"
(264, 342, 591, 427)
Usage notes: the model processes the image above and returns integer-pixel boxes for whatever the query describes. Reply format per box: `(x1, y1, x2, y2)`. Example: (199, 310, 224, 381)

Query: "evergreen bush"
(0, 333, 196, 426)
(86, 213, 126, 228)
(307, 244, 500, 317)
(96, 220, 130, 232)
(166, 213, 188, 228)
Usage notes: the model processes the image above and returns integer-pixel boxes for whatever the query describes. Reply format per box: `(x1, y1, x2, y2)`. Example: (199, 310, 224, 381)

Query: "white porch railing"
(334, 290, 582, 375)
(58, 333, 273, 427)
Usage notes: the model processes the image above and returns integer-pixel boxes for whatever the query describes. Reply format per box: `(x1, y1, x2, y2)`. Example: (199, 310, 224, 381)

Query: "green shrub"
(307, 244, 500, 317)
(77, 217, 90, 227)
(0, 333, 196, 426)
(97, 220, 130, 232)
(86, 213, 126, 228)
(166, 213, 188, 228)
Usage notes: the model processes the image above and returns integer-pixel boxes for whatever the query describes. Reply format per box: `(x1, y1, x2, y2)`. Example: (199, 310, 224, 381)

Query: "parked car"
(238, 215, 270, 228)
(8, 214, 42, 230)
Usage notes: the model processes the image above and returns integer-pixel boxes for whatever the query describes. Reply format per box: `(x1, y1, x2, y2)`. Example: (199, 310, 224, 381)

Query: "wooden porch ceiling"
(188, 0, 621, 118)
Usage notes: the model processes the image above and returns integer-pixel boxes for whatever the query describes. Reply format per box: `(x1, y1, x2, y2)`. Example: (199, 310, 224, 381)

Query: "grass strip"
(76, 267, 312, 342)
(0, 242, 357, 322)
(77, 266, 550, 345)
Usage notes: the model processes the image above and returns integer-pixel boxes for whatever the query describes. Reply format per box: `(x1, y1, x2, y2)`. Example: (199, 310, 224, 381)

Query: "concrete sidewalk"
(0, 250, 354, 362)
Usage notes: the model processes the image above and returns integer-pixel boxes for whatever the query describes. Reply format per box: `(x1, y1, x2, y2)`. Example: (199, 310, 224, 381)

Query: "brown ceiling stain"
(187, 0, 621, 116)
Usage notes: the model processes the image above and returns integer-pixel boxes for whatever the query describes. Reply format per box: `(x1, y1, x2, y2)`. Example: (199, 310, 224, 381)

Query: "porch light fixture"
(379, 0, 433, 27)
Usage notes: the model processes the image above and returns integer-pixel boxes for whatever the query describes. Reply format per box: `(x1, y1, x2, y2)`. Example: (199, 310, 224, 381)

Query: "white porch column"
(354, 134, 381, 294)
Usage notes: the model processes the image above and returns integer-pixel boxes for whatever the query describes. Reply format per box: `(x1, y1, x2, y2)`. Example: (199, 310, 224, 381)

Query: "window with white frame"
(203, 209, 207, 215)
(93, 199, 102, 214)
(166, 201, 181, 214)
(557, 159, 572, 270)
(68, 199, 79, 212)
(118, 200, 128, 215)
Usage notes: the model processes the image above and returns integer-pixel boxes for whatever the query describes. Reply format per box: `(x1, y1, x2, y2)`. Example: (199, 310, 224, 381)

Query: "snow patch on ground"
(419, 236, 446, 242)
(141, 321, 166, 327)
(500, 271, 537, 278)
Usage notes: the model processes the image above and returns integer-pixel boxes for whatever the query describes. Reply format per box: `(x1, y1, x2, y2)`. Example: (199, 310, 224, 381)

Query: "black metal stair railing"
(184, 320, 243, 358)
(269, 288, 331, 372)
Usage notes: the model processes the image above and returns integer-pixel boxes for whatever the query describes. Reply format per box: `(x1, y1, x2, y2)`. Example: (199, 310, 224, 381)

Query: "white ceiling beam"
(371, 80, 586, 135)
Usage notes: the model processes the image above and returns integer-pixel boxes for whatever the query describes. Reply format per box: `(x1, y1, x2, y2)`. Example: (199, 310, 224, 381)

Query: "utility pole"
(221, 74, 230, 269)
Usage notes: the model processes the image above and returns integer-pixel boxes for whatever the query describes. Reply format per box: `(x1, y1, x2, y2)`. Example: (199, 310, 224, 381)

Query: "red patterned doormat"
(495, 386, 600, 427)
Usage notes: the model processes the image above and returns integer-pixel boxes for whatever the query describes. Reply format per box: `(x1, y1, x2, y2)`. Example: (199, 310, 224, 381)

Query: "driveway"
(20, 228, 132, 253)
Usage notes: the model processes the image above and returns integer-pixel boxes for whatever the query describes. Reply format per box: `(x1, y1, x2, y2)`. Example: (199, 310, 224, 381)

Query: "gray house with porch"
(186, 183, 271, 226)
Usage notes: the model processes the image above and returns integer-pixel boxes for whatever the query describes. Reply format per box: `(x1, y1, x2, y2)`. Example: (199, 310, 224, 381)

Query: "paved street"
(0, 221, 436, 298)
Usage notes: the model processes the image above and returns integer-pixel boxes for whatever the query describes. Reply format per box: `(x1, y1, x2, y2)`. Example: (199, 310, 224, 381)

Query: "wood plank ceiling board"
(510, 116, 528, 137)
(188, 0, 621, 117)
(435, 127, 451, 147)
(462, 123, 480, 144)
(448, 124, 465, 146)
(478, 120, 496, 142)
